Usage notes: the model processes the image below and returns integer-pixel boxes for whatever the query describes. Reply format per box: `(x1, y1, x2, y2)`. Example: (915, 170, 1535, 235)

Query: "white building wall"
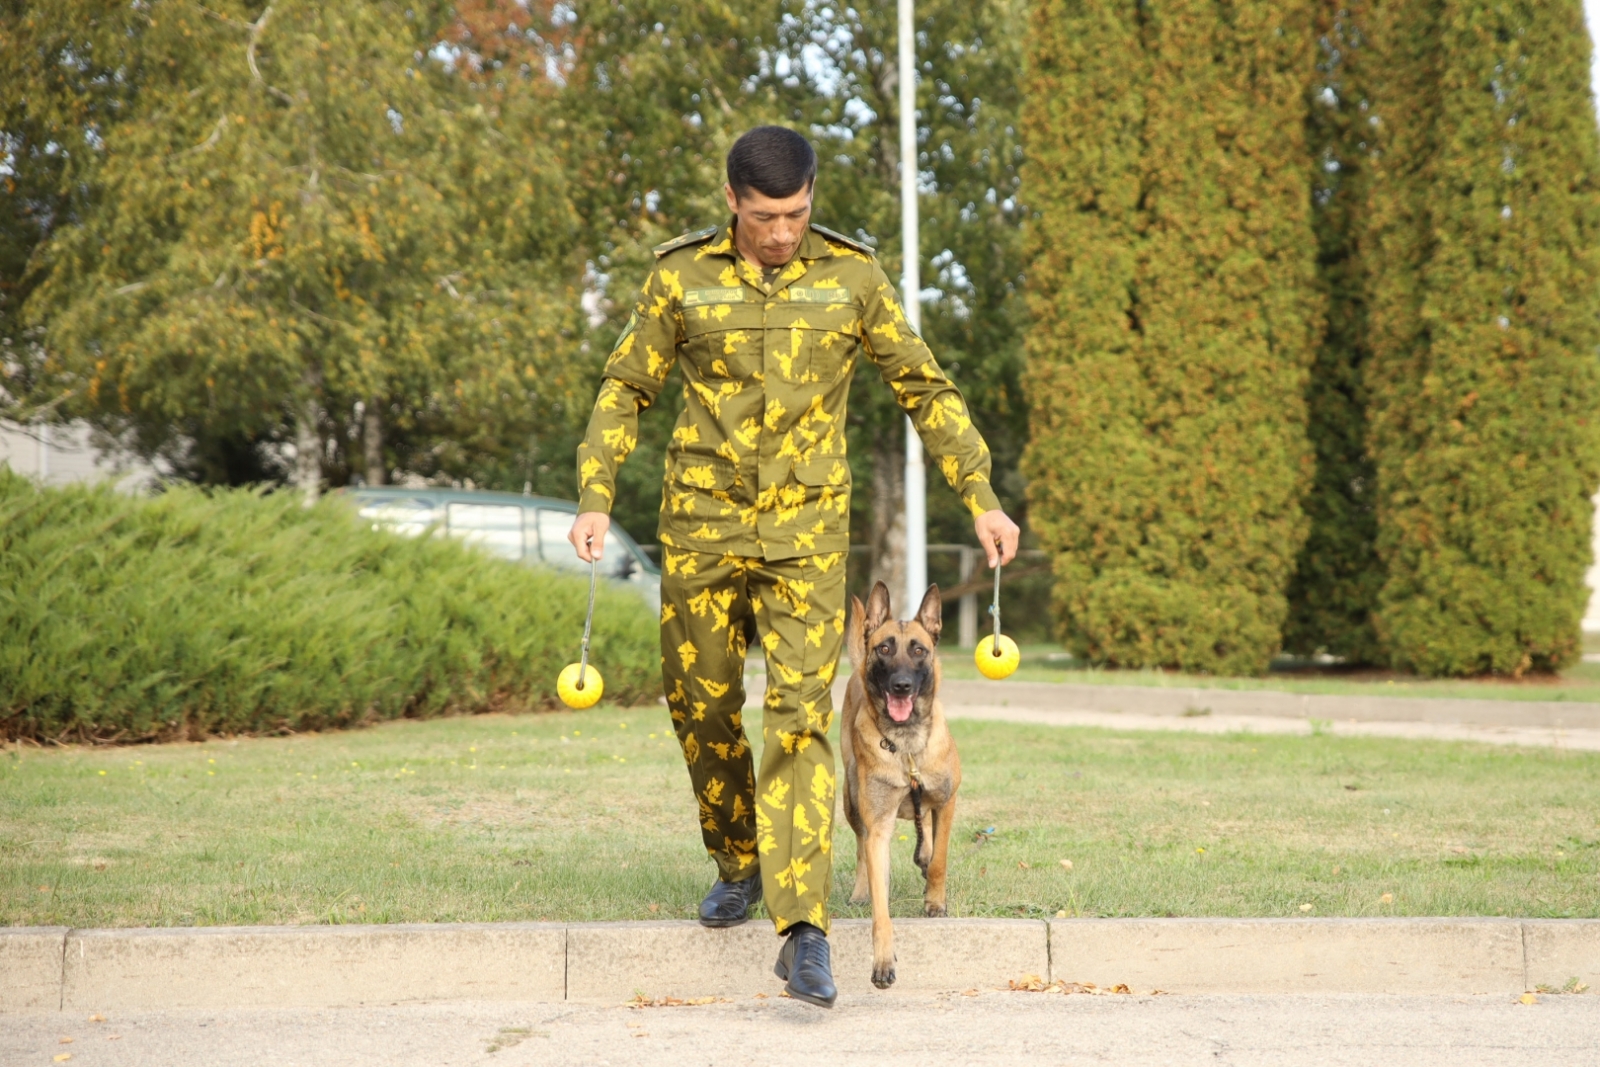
(0, 419, 159, 492)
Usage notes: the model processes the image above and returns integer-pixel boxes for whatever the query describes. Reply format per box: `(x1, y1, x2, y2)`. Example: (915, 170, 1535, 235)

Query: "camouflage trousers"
(659, 548, 847, 934)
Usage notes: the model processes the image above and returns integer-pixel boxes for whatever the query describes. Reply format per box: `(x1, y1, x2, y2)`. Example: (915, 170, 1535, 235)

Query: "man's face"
(724, 182, 813, 269)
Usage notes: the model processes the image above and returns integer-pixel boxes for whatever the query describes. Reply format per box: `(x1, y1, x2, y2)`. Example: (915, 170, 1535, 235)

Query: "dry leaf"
(1520, 992, 1538, 1005)
(647, 903, 659, 913)
(53, 1056, 71, 1063)
(1055, 909, 1068, 918)
(961, 989, 980, 997)
(87, 1015, 105, 1023)
(58, 1037, 74, 1044)
(1298, 903, 1313, 913)
(627, 994, 724, 1009)
(1381, 893, 1394, 904)
(1017, 861, 1030, 870)
(1059, 859, 1073, 871)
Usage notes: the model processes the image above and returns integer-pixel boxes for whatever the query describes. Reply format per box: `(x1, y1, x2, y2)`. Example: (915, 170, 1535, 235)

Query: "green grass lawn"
(939, 643, 1600, 703)
(4, 705, 1597, 928)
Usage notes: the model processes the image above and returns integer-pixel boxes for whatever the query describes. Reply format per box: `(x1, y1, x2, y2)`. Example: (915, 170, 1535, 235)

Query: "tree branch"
(247, 4, 295, 105)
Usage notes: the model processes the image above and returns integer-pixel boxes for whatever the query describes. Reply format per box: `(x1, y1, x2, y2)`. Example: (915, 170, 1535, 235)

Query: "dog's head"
(849, 581, 942, 726)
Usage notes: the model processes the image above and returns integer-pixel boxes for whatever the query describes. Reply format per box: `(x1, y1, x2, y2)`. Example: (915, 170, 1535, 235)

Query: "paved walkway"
(742, 674, 1600, 750)
(7, 992, 1596, 1067)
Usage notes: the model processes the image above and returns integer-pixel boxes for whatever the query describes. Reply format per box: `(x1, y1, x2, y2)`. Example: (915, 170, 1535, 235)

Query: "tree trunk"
(869, 432, 906, 606)
(294, 397, 321, 507)
(363, 397, 385, 486)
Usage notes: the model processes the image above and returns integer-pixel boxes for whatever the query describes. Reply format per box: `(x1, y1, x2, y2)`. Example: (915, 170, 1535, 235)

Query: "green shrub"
(1361, 0, 1600, 675)
(1020, 0, 1323, 675)
(0, 471, 659, 741)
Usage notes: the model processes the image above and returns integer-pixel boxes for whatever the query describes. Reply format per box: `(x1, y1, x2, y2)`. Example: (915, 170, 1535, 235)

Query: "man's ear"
(915, 585, 943, 645)
(865, 581, 893, 633)
(723, 182, 740, 214)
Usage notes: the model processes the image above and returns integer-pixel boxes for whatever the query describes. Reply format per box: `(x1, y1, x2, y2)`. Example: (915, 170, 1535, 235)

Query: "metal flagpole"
(898, 0, 927, 613)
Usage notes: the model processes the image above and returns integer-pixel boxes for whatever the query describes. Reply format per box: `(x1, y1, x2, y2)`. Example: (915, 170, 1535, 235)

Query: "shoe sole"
(698, 914, 751, 929)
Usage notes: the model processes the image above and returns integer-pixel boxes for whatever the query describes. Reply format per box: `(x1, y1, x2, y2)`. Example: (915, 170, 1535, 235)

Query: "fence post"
(958, 546, 977, 649)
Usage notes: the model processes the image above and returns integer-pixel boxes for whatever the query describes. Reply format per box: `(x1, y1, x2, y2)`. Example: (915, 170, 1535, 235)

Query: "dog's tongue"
(886, 693, 915, 723)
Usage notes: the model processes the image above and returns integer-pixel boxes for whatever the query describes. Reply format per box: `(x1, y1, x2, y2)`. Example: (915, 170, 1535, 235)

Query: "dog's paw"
(924, 902, 947, 918)
(871, 963, 897, 989)
(848, 889, 870, 906)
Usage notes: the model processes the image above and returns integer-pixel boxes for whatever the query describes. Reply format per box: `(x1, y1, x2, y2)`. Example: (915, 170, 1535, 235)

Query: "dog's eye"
(909, 643, 925, 657)
(877, 641, 894, 656)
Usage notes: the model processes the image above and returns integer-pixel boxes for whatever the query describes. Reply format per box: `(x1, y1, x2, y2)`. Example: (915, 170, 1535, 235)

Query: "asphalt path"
(739, 673, 1600, 751)
(7, 991, 1596, 1066)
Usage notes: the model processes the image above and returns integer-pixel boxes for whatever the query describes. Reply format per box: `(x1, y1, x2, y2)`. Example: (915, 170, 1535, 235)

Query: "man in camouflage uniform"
(568, 127, 1019, 1007)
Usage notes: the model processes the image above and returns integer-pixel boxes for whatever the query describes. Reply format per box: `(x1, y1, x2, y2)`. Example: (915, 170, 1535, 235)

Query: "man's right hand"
(568, 511, 611, 562)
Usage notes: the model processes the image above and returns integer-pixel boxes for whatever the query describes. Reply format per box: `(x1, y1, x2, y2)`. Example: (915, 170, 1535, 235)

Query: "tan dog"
(841, 581, 962, 989)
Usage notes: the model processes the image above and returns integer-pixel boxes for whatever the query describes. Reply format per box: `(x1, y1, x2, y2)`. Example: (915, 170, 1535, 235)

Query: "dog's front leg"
(924, 793, 956, 917)
(864, 798, 898, 988)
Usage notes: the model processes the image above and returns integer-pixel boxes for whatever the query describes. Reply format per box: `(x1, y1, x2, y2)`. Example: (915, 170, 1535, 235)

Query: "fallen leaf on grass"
(1380, 893, 1393, 904)
(1059, 859, 1073, 871)
(1299, 904, 1313, 913)
(1017, 861, 1030, 870)
(627, 994, 725, 1008)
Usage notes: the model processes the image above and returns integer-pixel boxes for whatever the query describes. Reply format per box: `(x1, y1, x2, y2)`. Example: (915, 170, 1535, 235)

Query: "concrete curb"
(5, 918, 1597, 1011)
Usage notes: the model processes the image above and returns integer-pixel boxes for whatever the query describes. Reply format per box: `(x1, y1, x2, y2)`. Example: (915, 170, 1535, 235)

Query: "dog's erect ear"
(865, 581, 893, 633)
(915, 584, 943, 645)
(846, 595, 868, 665)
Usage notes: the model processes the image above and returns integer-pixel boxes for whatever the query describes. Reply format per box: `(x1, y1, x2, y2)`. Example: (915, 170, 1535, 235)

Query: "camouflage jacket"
(576, 221, 1002, 562)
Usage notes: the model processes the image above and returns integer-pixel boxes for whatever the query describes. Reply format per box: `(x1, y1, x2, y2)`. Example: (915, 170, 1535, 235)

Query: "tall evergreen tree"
(1021, 0, 1323, 675)
(1361, 0, 1600, 675)
(1284, 4, 1384, 661)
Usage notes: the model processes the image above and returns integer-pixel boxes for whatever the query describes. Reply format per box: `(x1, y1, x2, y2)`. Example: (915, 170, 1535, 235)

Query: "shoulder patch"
(653, 226, 720, 258)
(810, 223, 876, 255)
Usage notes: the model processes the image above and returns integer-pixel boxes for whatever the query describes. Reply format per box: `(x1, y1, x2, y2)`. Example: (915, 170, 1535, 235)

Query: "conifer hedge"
(1021, 0, 1322, 675)
(0, 472, 659, 742)
(1361, 0, 1600, 675)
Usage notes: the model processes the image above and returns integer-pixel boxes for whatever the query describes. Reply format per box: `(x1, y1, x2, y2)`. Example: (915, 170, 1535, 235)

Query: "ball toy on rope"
(558, 538, 606, 710)
(974, 549, 1019, 680)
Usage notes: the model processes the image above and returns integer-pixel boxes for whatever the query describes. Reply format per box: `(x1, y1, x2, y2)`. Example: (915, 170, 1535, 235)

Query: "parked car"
(339, 487, 661, 610)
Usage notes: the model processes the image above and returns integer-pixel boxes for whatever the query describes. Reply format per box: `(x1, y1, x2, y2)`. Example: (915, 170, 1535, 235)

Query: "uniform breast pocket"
(681, 296, 763, 380)
(777, 299, 861, 385)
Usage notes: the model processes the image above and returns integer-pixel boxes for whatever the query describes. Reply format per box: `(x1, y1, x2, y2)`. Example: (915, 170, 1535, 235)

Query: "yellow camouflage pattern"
(576, 221, 1002, 561)
(660, 548, 845, 934)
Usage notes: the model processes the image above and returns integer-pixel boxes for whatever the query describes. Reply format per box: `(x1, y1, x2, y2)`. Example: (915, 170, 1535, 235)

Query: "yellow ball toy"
(557, 662, 604, 709)
(974, 634, 1020, 680)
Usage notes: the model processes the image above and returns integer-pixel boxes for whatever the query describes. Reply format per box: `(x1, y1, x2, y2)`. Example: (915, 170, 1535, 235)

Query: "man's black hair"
(726, 126, 817, 201)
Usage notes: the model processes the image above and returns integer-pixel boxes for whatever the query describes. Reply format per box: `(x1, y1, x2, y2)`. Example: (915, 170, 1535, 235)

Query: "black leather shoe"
(698, 875, 762, 928)
(773, 922, 837, 1008)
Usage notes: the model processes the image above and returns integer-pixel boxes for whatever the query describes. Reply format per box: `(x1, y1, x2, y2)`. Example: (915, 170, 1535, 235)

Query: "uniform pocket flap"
(792, 456, 852, 487)
(673, 455, 736, 490)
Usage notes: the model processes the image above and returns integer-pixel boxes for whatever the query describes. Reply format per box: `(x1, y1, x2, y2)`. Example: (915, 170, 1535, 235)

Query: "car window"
(446, 503, 524, 561)
(358, 498, 439, 538)
(537, 509, 634, 578)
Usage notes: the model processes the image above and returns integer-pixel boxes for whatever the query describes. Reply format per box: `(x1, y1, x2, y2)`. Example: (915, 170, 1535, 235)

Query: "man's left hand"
(974, 509, 1021, 569)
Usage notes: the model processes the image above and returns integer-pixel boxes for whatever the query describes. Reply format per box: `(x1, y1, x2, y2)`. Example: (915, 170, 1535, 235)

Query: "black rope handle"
(576, 538, 598, 689)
